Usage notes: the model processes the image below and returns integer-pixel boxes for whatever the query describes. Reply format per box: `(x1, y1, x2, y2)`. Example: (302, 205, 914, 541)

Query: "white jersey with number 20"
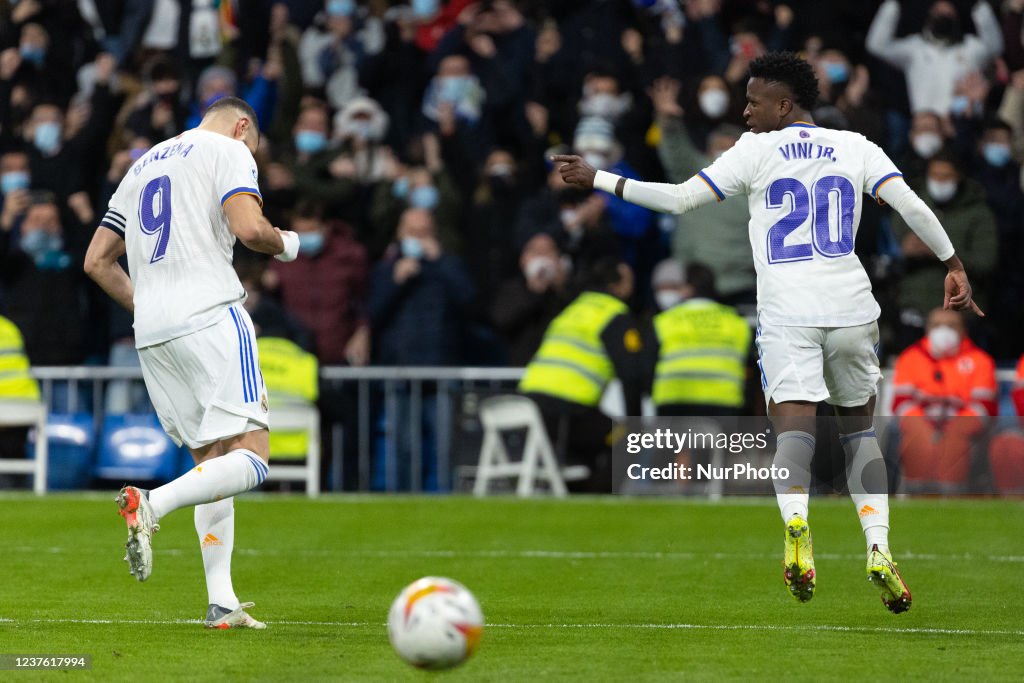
(99, 129, 262, 349)
(697, 122, 901, 327)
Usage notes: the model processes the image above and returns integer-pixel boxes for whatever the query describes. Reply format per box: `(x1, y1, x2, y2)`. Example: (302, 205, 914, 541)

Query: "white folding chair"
(0, 400, 48, 494)
(265, 401, 321, 497)
(471, 395, 588, 497)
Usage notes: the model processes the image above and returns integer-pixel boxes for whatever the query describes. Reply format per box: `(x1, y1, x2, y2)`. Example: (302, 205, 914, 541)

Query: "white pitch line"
(0, 617, 1021, 638)
(7, 546, 1024, 563)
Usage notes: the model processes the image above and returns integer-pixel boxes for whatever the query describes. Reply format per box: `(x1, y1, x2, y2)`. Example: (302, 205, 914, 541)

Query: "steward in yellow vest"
(645, 262, 751, 416)
(0, 315, 41, 402)
(257, 336, 319, 458)
(518, 260, 645, 491)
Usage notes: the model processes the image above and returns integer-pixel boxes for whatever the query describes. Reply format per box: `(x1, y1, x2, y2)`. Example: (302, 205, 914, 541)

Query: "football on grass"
(387, 576, 484, 670)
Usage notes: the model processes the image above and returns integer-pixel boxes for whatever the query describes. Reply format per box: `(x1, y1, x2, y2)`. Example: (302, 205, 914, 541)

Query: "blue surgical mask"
(982, 143, 1011, 168)
(33, 121, 62, 155)
(409, 185, 439, 210)
(294, 130, 327, 154)
(401, 237, 424, 259)
(823, 61, 849, 84)
(326, 0, 354, 17)
(950, 95, 971, 116)
(297, 231, 325, 256)
(19, 44, 45, 66)
(20, 230, 67, 269)
(392, 176, 410, 199)
(412, 0, 439, 19)
(351, 120, 375, 140)
(438, 76, 469, 103)
(1, 171, 30, 195)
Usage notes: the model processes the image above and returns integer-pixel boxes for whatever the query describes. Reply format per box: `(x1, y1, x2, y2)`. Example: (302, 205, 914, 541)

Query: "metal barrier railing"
(29, 366, 525, 492)
(24, 366, 1021, 492)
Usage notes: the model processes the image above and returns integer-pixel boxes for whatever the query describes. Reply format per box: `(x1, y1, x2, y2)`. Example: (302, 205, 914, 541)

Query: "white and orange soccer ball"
(387, 576, 484, 670)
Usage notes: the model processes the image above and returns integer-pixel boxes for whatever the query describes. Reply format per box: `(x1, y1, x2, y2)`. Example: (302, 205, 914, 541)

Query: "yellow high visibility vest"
(0, 316, 41, 402)
(519, 291, 628, 407)
(257, 337, 318, 459)
(652, 300, 750, 408)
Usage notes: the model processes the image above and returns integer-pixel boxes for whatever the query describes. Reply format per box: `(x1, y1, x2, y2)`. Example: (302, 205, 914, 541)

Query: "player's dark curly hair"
(748, 52, 820, 110)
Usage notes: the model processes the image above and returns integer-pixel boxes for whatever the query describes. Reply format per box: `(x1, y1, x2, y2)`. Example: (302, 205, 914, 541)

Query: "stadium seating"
(38, 413, 95, 490)
(94, 414, 180, 483)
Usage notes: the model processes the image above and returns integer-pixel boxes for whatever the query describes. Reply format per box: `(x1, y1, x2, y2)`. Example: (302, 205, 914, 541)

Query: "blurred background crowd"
(1, 0, 1024, 380)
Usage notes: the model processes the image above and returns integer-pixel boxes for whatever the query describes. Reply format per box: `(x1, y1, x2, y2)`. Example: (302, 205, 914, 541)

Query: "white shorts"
(139, 305, 270, 449)
(755, 320, 881, 408)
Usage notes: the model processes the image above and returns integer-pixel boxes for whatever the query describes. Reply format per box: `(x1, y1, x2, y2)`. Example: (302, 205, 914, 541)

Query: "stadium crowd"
(2, 0, 1024, 490)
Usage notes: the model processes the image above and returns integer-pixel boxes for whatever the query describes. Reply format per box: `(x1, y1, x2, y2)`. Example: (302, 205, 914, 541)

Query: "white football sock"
(773, 431, 815, 523)
(841, 428, 890, 552)
(149, 449, 268, 520)
(195, 497, 240, 610)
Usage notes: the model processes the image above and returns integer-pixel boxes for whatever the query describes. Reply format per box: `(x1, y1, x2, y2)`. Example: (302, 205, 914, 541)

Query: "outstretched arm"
(877, 177, 984, 316)
(84, 227, 134, 312)
(552, 155, 719, 215)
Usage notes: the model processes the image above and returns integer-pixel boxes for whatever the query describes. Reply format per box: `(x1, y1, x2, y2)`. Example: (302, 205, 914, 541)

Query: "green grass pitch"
(1, 494, 1023, 681)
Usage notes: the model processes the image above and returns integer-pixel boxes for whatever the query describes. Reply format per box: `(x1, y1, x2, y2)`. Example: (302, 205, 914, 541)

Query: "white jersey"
(99, 129, 262, 348)
(697, 123, 901, 327)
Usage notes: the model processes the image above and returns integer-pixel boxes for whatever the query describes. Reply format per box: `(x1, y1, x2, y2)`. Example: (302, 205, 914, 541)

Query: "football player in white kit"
(84, 97, 301, 628)
(554, 53, 984, 613)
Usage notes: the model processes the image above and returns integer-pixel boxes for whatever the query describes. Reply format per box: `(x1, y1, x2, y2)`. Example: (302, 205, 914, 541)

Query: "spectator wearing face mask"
(368, 207, 475, 366)
(22, 57, 120, 208)
(684, 74, 738, 148)
(573, 116, 658, 291)
(891, 150, 997, 340)
(266, 200, 369, 367)
(813, 48, 884, 145)
(0, 150, 32, 234)
(0, 192, 85, 367)
(987, 352, 1024, 493)
(514, 159, 620, 284)
(299, 0, 385, 111)
(900, 111, 949, 184)
(432, 0, 536, 149)
(265, 99, 333, 211)
(490, 232, 573, 366)
(643, 260, 751, 417)
(649, 76, 755, 307)
(370, 162, 461, 259)
(970, 119, 1024, 356)
(866, 0, 1003, 118)
(892, 308, 996, 492)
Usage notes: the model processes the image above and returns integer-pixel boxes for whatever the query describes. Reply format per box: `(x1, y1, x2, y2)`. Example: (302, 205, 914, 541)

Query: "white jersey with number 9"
(99, 129, 263, 349)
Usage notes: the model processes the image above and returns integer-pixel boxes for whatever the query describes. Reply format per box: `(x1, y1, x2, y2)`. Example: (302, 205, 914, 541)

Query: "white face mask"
(655, 290, 684, 310)
(524, 256, 557, 280)
(911, 132, 942, 159)
(927, 324, 961, 358)
(698, 89, 729, 119)
(927, 177, 957, 203)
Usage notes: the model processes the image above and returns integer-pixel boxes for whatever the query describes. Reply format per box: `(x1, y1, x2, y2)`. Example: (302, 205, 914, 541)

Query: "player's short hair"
(203, 96, 259, 129)
(748, 52, 819, 110)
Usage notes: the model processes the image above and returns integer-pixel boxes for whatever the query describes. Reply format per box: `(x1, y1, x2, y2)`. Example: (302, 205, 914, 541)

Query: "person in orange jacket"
(891, 308, 996, 491)
(987, 355, 1024, 493)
